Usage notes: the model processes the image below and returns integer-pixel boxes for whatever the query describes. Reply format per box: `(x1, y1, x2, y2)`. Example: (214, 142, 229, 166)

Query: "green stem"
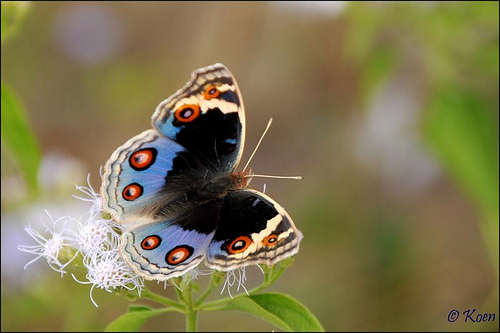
(175, 286, 186, 305)
(179, 274, 199, 332)
(186, 308, 198, 332)
(170, 277, 187, 305)
(157, 307, 183, 314)
(141, 288, 185, 312)
(195, 271, 225, 307)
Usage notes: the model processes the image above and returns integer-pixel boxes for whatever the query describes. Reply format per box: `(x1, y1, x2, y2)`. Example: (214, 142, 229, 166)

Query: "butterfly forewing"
(100, 129, 213, 224)
(152, 63, 246, 173)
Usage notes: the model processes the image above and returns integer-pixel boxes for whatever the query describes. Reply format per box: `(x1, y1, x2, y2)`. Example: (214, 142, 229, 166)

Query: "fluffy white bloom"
(71, 173, 122, 255)
(17, 211, 78, 276)
(75, 211, 121, 256)
(19, 173, 144, 307)
(73, 250, 144, 307)
(72, 173, 103, 216)
(70, 175, 144, 306)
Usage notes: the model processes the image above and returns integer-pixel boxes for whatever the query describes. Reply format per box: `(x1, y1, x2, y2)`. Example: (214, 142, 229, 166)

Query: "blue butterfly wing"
(101, 129, 210, 224)
(120, 199, 222, 280)
(205, 189, 303, 270)
(152, 63, 246, 173)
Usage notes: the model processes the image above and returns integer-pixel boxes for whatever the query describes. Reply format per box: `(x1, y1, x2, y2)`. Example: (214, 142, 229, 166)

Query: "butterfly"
(100, 63, 302, 280)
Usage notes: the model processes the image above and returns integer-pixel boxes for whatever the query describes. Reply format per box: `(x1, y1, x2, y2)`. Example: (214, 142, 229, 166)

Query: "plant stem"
(171, 277, 187, 305)
(186, 308, 198, 332)
(175, 286, 186, 305)
(195, 271, 225, 307)
(178, 274, 199, 332)
(141, 288, 185, 312)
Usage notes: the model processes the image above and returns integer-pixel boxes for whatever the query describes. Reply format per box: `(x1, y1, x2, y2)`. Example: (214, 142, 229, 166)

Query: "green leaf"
(1, 1, 31, 43)
(423, 85, 499, 265)
(221, 292, 324, 332)
(423, 86, 498, 218)
(1, 81, 41, 195)
(105, 306, 167, 332)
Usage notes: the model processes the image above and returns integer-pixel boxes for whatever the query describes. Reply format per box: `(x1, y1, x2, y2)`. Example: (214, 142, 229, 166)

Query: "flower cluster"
(18, 174, 254, 307)
(18, 175, 144, 307)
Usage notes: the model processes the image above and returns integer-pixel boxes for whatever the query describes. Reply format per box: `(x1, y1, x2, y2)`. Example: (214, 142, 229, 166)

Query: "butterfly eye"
(141, 235, 161, 250)
(203, 85, 220, 100)
(175, 104, 200, 123)
(166, 245, 194, 265)
(227, 236, 252, 254)
(122, 183, 143, 201)
(129, 148, 157, 171)
(262, 234, 279, 247)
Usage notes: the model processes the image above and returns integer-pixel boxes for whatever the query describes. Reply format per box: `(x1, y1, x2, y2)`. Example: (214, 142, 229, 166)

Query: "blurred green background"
(1, 1, 498, 331)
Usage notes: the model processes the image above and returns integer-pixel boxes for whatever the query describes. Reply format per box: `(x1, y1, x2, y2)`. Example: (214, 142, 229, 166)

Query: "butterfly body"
(101, 64, 302, 280)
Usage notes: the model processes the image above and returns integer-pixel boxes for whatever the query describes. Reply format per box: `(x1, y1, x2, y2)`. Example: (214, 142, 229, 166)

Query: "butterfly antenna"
(242, 118, 273, 173)
(246, 174, 303, 180)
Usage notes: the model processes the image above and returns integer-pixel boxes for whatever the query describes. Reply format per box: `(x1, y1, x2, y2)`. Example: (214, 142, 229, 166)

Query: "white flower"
(75, 211, 121, 256)
(72, 173, 103, 216)
(19, 173, 144, 307)
(73, 250, 144, 307)
(70, 174, 144, 306)
(17, 210, 78, 276)
(71, 173, 122, 256)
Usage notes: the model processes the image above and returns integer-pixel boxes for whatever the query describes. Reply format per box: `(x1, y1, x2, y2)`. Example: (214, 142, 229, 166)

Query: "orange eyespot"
(204, 85, 220, 100)
(175, 104, 200, 123)
(129, 148, 157, 171)
(122, 183, 143, 201)
(227, 236, 252, 254)
(141, 235, 161, 250)
(166, 245, 193, 265)
(262, 234, 279, 247)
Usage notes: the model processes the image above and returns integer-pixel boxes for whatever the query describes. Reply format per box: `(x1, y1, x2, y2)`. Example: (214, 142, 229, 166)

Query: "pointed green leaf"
(423, 86, 499, 217)
(1, 81, 41, 195)
(222, 292, 324, 332)
(423, 86, 499, 264)
(105, 306, 170, 332)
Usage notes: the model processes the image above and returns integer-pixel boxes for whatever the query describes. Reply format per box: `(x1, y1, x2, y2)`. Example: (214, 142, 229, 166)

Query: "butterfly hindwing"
(152, 63, 246, 173)
(205, 189, 303, 270)
(120, 199, 222, 280)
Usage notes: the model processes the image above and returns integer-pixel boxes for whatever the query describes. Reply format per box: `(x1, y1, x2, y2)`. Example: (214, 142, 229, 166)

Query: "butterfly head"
(231, 167, 254, 189)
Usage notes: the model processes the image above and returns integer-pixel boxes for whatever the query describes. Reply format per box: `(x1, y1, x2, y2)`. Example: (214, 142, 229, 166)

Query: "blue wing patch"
(120, 200, 221, 280)
(101, 129, 185, 223)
